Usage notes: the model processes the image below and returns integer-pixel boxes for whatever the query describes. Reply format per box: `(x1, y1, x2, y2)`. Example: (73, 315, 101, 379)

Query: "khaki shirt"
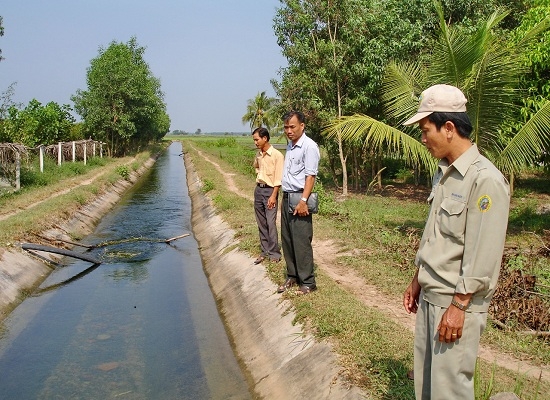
(415, 144, 510, 312)
(254, 145, 284, 188)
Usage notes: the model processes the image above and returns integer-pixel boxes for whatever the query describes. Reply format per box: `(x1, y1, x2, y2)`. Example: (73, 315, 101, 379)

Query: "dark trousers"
(254, 185, 281, 260)
(281, 193, 315, 286)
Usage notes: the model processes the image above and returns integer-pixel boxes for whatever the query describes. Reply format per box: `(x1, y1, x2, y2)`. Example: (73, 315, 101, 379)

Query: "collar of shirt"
(288, 132, 307, 150)
(438, 144, 480, 177)
(258, 145, 274, 157)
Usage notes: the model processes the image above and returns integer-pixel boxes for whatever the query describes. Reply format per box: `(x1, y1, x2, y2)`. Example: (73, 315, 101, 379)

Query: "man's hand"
(267, 195, 277, 209)
(403, 271, 421, 314)
(437, 306, 465, 343)
(293, 199, 309, 216)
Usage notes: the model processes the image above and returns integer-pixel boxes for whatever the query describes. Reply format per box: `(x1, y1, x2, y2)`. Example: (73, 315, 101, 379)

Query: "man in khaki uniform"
(252, 127, 284, 264)
(402, 84, 510, 399)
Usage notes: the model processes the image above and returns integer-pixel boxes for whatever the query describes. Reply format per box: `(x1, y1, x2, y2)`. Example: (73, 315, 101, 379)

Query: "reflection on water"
(106, 262, 149, 282)
(0, 142, 252, 399)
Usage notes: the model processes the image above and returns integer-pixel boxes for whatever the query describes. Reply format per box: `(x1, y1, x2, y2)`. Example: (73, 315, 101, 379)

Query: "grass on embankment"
(177, 135, 549, 400)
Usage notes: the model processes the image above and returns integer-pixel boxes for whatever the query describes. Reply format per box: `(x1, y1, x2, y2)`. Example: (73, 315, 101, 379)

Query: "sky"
(0, 0, 288, 133)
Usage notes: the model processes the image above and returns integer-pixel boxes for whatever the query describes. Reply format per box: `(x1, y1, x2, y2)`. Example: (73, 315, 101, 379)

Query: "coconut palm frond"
(381, 62, 427, 124)
(429, 1, 460, 85)
(323, 114, 436, 171)
(496, 100, 550, 173)
(431, 8, 509, 87)
(468, 45, 523, 148)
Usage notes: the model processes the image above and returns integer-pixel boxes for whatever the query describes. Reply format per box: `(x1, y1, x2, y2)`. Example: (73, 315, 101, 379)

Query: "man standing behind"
(402, 84, 510, 399)
(277, 111, 320, 295)
(252, 127, 284, 264)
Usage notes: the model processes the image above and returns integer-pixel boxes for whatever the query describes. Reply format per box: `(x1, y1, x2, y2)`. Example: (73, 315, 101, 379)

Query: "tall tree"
(72, 37, 170, 156)
(274, 0, 377, 195)
(323, 2, 550, 178)
(241, 91, 279, 131)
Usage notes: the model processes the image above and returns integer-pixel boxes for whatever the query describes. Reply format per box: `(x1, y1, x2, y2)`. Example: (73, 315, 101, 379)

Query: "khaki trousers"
(414, 295, 487, 400)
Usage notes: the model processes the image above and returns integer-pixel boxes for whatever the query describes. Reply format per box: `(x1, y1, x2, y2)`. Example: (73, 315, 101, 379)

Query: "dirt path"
(192, 144, 550, 383)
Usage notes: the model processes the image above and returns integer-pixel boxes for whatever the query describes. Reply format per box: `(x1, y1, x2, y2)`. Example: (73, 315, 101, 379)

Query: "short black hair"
(428, 112, 473, 138)
(283, 110, 305, 124)
(252, 126, 270, 141)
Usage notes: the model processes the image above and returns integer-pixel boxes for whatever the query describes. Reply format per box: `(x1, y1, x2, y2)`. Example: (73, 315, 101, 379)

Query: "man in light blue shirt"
(277, 111, 320, 295)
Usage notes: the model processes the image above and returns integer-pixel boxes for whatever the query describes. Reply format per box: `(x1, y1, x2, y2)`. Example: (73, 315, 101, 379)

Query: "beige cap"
(403, 84, 467, 126)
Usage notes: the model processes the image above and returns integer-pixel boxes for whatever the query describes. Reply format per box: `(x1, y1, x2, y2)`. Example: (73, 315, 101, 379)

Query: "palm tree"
(241, 91, 279, 132)
(323, 2, 550, 177)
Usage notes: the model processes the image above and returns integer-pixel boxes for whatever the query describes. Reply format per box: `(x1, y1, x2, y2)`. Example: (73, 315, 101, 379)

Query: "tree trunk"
(337, 130, 348, 195)
(327, 149, 340, 188)
(327, 15, 347, 196)
(377, 156, 383, 190)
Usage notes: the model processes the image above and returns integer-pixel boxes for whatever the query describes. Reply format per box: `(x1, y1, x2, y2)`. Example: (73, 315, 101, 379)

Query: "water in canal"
(0, 142, 252, 399)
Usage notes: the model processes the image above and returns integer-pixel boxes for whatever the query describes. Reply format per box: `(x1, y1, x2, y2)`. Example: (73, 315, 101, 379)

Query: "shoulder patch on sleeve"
(477, 195, 492, 212)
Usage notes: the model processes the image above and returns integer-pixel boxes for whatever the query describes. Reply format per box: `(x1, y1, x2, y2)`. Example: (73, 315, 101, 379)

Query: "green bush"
(20, 166, 49, 187)
(201, 179, 214, 193)
(115, 165, 130, 180)
(313, 181, 341, 217)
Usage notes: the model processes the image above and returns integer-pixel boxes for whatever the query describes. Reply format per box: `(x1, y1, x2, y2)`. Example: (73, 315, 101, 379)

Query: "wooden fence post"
(83, 142, 87, 165)
(72, 141, 76, 162)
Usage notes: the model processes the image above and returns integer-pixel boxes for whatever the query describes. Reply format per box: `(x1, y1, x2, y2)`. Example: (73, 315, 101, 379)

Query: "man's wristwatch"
(451, 298, 469, 311)
(300, 197, 308, 202)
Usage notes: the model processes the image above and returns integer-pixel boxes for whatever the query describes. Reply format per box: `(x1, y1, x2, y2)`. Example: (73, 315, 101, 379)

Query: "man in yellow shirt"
(252, 127, 284, 264)
(402, 84, 510, 399)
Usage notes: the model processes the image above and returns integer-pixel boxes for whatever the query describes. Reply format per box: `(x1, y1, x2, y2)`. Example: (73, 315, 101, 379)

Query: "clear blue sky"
(0, 0, 287, 133)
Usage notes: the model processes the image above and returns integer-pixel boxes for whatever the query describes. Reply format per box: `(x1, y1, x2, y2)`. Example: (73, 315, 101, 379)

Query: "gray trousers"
(414, 295, 486, 400)
(281, 193, 315, 286)
(254, 185, 281, 260)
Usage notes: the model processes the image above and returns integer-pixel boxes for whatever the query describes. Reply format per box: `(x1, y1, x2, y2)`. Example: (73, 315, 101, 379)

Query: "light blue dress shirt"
(281, 133, 320, 192)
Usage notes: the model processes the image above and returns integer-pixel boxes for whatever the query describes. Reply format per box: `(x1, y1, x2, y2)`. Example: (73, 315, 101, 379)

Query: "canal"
(0, 142, 252, 399)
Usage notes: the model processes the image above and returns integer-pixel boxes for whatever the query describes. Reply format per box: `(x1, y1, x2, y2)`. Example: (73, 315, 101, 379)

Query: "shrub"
(115, 165, 130, 180)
